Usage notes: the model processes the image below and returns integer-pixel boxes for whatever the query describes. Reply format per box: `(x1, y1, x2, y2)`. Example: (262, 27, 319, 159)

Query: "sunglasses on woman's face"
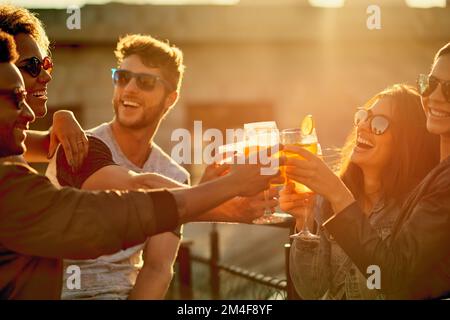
(0, 87, 28, 110)
(354, 109, 390, 135)
(417, 74, 450, 103)
(111, 68, 173, 92)
(18, 56, 53, 78)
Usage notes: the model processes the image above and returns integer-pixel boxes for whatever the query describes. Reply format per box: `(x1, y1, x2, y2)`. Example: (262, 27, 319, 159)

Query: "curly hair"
(0, 30, 18, 63)
(0, 4, 50, 54)
(115, 34, 185, 92)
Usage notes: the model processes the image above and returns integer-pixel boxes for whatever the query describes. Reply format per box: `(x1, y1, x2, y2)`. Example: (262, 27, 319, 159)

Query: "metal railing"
(168, 217, 300, 300)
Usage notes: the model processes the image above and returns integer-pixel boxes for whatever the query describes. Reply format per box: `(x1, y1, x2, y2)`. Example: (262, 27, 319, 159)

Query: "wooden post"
(210, 224, 220, 299)
(178, 240, 193, 299)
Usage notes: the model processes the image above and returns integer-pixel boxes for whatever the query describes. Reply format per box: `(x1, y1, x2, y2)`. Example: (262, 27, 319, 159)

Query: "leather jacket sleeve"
(0, 163, 179, 260)
(322, 176, 450, 299)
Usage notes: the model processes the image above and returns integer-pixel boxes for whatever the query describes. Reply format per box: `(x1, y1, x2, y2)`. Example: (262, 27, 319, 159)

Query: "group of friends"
(0, 4, 448, 300)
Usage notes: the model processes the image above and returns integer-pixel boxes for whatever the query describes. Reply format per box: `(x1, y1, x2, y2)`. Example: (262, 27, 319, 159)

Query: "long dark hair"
(339, 84, 440, 205)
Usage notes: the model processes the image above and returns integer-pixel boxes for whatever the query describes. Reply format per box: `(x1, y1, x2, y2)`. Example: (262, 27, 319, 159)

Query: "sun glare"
(308, 0, 345, 8)
(405, 0, 446, 8)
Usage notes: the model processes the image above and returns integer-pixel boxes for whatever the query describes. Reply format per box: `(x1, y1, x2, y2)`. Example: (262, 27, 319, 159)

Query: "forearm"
(171, 174, 240, 224)
(89, 169, 227, 223)
(192, 205, 227, 222)
(327, 181, 355, 215)
(193, 198, 240, 223)
(132, 172, 188, 189)
(23, 130, 51, 162)
(128, 233, 180, 300)
(128, 265, 173, 300)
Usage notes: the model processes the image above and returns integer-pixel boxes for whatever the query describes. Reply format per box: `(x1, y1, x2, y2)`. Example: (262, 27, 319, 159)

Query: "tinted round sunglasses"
(111, 68, 173, 92)
(417, 74, 450, 103)
(18, 56, 53, 78)
(354, 108, 390, 135)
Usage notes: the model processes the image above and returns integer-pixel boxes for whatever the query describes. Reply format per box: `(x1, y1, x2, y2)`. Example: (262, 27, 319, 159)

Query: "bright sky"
(6, 0, 447, 9)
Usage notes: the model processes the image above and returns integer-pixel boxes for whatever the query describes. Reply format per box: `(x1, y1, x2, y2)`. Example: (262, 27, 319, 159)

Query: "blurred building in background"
(33, 1, 450, 181)
(29, 1, 449, 277)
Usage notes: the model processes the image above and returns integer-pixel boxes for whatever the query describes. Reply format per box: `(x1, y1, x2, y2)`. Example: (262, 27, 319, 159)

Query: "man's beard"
(115, 97, 167, 130)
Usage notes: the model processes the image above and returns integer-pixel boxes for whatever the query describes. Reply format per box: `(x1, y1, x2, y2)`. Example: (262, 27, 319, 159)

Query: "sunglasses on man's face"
(417, 74, 450, 103)
(18, 56, 53, 78)
(0, 87, 28, 110)
(111, 68, 173, 92)
(354, 109, 390, 135)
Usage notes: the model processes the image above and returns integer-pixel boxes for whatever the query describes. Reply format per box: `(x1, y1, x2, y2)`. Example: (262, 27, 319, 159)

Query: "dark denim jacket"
(290, 195, 399, 300)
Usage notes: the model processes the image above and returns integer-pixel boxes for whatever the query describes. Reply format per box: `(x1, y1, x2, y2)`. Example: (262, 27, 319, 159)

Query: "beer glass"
(243, 122, 284, 224)
(280, 128, 320, 240)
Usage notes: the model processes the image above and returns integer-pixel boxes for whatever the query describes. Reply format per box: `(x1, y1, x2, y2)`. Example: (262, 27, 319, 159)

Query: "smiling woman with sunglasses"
(281, 84, 440, 300)
(0, 4, 88, 170)
(282, 43, 450, 300)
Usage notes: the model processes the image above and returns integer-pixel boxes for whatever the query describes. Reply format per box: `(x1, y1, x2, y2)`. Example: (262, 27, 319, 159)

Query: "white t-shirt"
(46, 122, 189, 300)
